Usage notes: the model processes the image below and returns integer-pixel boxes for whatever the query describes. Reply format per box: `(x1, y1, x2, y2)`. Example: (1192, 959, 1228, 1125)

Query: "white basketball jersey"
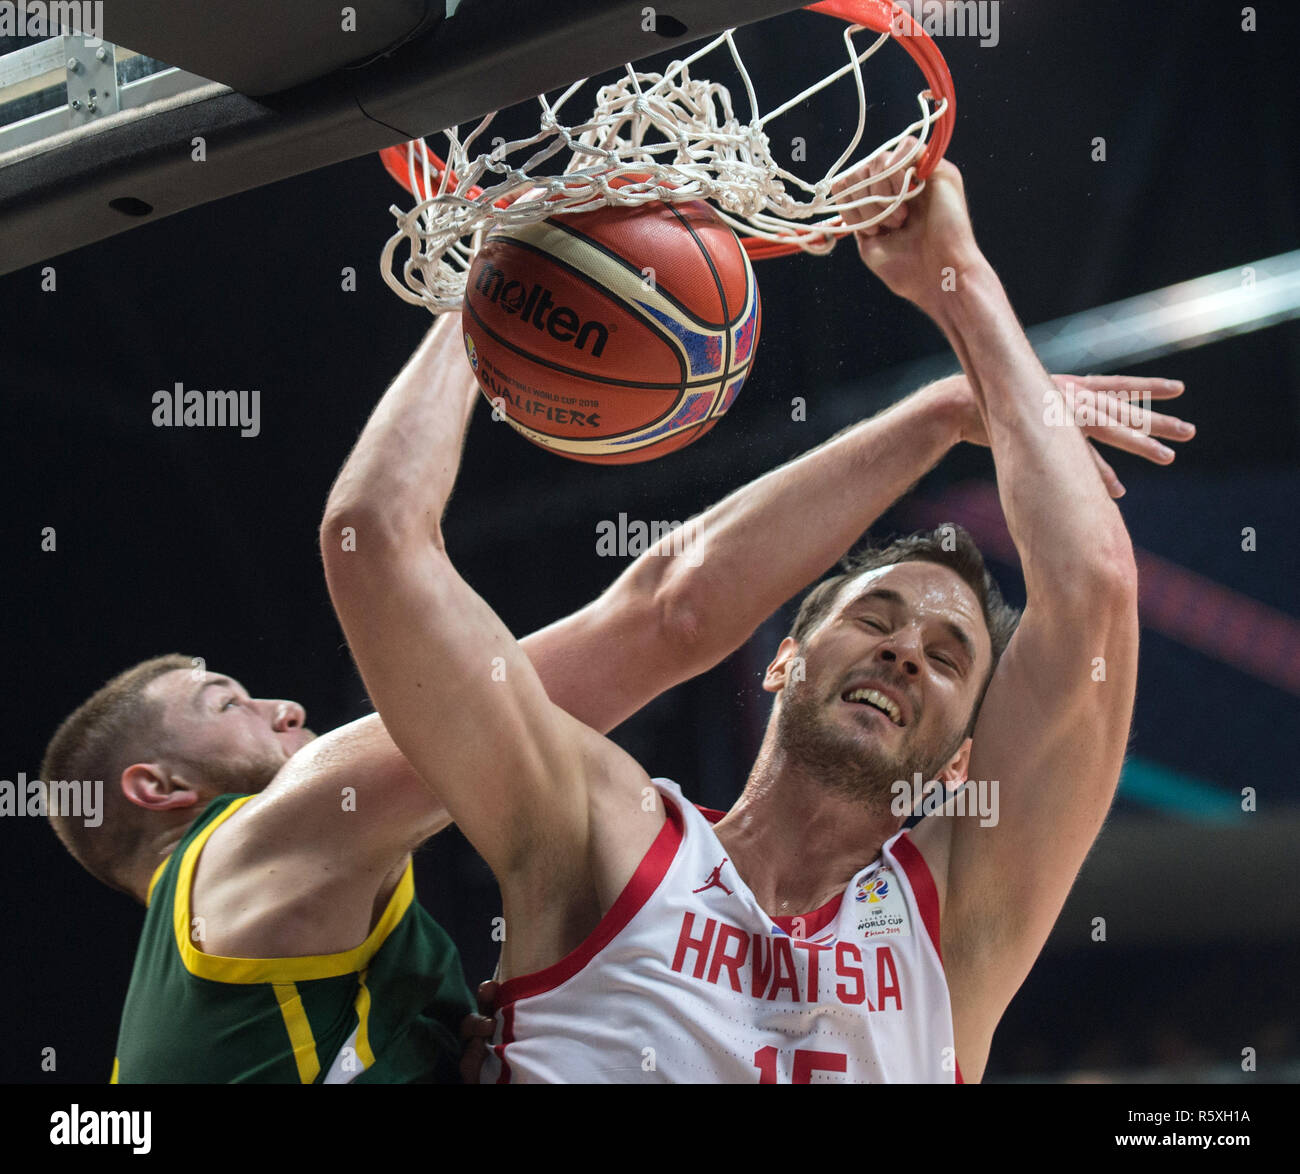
(482, 779, 961, 1083)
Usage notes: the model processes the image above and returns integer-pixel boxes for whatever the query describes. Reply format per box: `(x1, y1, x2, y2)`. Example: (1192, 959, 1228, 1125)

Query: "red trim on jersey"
(771, 893, 843, 938)
(493, 1002, 516, 1085)
(891, 832, 943, 962)
(493, 798, 685, 1009)
(696, 804, 727, 824)
(891, 832, 965, 1085)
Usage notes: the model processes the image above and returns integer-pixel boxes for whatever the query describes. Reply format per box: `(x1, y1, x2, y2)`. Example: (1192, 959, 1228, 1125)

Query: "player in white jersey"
(489, 779, 958, 1082)
(323, 143, 1192, 1082)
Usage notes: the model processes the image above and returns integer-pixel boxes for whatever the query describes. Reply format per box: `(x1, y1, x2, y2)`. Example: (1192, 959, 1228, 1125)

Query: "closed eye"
(858, 617, 887, 632)
(930, 647, 968, 675)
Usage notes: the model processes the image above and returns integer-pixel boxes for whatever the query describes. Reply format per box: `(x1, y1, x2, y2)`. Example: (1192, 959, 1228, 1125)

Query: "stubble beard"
(775, 677, 964, 810)
(178, 746, 286, 798)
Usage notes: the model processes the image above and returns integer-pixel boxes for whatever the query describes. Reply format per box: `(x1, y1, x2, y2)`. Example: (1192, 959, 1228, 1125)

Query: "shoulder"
(142, 793, 248, 911)
(187, 722, 439, 958)
(900, 816, 953, 923)
(192, 810, 415, 960)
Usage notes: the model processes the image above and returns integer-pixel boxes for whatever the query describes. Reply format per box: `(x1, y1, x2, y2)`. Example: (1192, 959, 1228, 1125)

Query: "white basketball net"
(381, 19, 948, 314)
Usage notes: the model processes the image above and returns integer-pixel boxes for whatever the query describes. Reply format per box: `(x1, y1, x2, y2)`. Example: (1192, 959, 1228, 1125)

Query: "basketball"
(462, 197, 761, 464)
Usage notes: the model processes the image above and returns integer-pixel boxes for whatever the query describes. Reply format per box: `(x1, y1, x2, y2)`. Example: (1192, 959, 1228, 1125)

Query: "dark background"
(2, 0, 1297, 1083)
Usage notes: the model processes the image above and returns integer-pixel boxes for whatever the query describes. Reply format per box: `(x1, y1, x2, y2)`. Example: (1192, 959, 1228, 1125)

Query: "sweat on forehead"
(832, 561, 982, 622)
(788, 526, 1022, 670)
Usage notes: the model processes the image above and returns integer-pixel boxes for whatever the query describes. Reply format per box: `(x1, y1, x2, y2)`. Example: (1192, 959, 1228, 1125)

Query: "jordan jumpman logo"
(693, 858, 734, 896)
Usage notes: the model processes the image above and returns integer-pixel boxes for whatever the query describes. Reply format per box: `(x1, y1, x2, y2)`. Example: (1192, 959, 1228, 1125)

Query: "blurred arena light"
(831, 249, 1300, 423)
(1030, 249, 1300, 372)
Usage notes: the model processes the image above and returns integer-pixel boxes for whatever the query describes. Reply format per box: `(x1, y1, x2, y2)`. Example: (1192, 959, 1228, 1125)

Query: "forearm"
(654, 382, 962, 658)
(323, 312, 478, 544)
(928, 261, 1136, 594)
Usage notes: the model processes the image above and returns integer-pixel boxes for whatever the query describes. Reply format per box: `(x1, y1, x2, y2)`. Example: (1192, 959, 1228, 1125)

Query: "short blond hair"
(41, 654, 193, 895)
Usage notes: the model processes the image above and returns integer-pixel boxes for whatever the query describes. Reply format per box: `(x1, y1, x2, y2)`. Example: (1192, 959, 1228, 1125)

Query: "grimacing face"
(142, 668, 316, 797)
(769, 561, 994, 805)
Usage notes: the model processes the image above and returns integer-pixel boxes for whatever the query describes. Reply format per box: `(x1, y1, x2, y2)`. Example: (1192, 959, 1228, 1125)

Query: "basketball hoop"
(380, 0, 955, 314)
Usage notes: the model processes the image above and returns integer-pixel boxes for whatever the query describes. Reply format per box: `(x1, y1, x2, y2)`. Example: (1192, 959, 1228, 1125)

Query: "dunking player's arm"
(192, 314, 689, 959)
(845, 146, 1149, 1080)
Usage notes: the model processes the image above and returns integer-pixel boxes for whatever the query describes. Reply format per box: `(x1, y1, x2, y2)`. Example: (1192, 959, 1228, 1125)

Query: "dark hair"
(789, 525, 1021, 731)
(41, 653, 193, 894)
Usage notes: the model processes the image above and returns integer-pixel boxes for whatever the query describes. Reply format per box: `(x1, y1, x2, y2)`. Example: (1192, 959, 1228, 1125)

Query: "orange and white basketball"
(463, 198, 761, 464)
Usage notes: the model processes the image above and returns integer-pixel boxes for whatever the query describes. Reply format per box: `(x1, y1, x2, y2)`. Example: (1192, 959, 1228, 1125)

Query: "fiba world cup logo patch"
(855, 867, 912, 940)
(856, 876, 889, 903)
(464, 332, 479, 372)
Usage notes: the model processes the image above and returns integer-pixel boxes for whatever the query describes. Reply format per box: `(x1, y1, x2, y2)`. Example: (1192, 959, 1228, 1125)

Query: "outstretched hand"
(938, 372, 1194, 498)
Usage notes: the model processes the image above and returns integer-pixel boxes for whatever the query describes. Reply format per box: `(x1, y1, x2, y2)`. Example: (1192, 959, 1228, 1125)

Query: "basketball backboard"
(0, 1, 806, 277)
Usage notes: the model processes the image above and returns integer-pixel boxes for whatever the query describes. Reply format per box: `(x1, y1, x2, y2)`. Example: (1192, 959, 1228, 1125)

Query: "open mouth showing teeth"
(842, 688, 903, 726)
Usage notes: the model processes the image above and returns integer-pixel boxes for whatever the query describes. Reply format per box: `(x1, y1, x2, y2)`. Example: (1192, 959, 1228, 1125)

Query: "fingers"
(460, 1011, 496, 1042)
(1054, 374, 1186, 400)
(1088, 445, 1125, 498)
(869, 142, 913, 233)
(463, 979, 499, 1041)
(459, 983, 500, 1083)
(474, 979, 499, 1017)
(1083, 422, 1177, 464)
(458, 1003, 497, 1083)
(1060, 385, 1195, 451)
(459, 1037, 489, 1085)
(1137, 407, 1195, 442)
(1084, 398, 1194, 444)
(466, 1013, 496, 1039)
(832, 137, 919, 233)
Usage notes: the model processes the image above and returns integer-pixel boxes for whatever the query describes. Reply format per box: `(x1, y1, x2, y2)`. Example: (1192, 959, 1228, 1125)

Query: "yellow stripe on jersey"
(353, 973, 376, 1072)
(273, 983, 321, 1084)
(110, 1056, 119, 1084)
(169, 795, 416, 983)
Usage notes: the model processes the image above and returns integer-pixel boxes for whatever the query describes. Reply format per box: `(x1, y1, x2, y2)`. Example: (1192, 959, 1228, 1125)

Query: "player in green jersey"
(113, 791, 474, 1082)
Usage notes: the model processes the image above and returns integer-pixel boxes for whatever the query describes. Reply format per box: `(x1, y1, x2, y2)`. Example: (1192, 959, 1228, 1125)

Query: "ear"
(120, 763, 202, 812)
(761, 637, 804, 695)
(935, 738, 972, 791)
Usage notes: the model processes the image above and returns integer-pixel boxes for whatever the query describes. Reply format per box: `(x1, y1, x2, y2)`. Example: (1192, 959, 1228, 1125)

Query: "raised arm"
(849, 146, 1152, 1078)
(524, 382, 962, 729)
(319, 311, 656, 977)
(531, 361, 1187, 735)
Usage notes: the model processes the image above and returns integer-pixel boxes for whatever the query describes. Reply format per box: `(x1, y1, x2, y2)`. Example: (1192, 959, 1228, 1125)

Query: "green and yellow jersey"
(112, 794, 474, 1083)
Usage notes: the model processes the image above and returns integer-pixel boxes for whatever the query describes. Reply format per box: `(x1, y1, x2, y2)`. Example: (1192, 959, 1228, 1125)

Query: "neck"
(123, 814, 203, 905)
(713, 736, 904, 917)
